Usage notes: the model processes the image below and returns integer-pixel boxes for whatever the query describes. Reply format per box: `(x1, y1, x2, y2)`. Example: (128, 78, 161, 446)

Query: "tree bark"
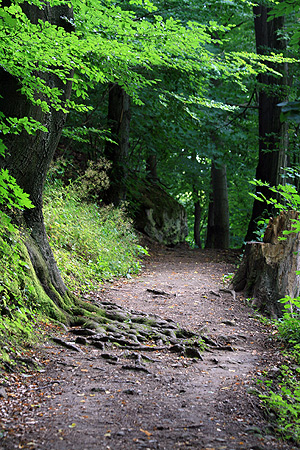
(246, 5, 289, 241)
(103, 83, 131, 206)
(205, 161, 230, 249)
(193, 196, 202, 248)
(146, 153, 158, 182)
(0, 4, 73, 310)
(231, 211, 300, 317)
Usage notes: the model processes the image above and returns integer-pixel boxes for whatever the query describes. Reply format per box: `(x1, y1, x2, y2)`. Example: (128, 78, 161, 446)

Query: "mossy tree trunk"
(0, 3, 75, 320)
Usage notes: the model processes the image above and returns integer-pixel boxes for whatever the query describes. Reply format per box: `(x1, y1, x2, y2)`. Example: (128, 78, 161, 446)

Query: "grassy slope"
(0, 183, 147, 368)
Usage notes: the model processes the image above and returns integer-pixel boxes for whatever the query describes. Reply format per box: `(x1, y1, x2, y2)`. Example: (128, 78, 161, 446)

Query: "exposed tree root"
(53, 300, 205, 359)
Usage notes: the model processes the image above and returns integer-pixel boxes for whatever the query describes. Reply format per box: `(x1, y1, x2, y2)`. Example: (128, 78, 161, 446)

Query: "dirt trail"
(0, 247, 298, 450)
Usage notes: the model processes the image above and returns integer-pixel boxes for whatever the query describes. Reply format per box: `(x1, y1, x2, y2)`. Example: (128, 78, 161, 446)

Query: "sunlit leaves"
(249, 177, 300, 212)
(269, 0, 300, 20)
(0, 0, 293, 227)
(0, 117, 48, 135)
(129, 0, 158, 12)
(0, 169, 34, 210)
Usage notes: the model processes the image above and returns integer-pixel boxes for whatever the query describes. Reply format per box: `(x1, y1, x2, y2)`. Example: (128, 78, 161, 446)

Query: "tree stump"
(230, 211, 300, 317)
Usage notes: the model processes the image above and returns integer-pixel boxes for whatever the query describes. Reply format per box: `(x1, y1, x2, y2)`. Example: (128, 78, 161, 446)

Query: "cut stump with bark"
(230, 211, 300, 317)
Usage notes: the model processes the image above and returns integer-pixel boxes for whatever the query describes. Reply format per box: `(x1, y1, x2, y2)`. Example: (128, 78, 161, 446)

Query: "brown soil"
(0, 247, 298, 450)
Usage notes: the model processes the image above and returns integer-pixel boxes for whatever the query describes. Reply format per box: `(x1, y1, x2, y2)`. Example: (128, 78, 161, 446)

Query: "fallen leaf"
(140, 428, 152, 437)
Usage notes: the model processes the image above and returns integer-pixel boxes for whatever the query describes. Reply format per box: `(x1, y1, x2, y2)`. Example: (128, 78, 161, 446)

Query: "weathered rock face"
(133, 181, 188, 246)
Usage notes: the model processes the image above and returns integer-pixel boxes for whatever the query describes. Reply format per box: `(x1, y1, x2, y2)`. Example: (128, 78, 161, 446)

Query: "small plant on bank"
(277, 295, 300, 346)
(257, 364, 300, 444)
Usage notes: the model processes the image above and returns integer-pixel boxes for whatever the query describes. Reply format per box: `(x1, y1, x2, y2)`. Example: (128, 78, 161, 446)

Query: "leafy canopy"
(0, 0, 292, 218)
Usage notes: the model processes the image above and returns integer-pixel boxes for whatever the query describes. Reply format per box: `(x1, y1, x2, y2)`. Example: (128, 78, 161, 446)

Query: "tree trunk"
(193, 196, 202, 248)
(245, 5, 289, 241)
(231, 211, 300, 317)
(0, 4, 74, 315)
(146, 153, 158, 182)
(103, 83, 131, 206)
(205, 161, 230, 249)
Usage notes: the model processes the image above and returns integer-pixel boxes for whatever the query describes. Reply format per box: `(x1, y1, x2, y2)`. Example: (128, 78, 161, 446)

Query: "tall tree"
(125, 0, 259, 248)
(245, 3, 289, 241)
(0, 2, 75, 305)
(205, 159, 230, 249)
(103, 84, 131, 206)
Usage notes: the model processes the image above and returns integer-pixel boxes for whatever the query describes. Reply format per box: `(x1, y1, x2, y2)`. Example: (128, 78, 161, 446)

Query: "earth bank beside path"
(0, 247, 297, 450)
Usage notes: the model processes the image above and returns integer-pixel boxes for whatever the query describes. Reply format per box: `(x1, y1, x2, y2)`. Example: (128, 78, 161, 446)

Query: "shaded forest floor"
(0, 246, 298, 450)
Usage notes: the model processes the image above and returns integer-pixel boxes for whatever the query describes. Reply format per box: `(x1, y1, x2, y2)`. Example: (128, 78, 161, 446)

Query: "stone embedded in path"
(0, 387, 7, 399)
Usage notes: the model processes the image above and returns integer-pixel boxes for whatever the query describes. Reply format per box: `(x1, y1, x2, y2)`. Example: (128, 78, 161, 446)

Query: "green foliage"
(0, 169, 33, 212)
(255, 295, 300, 443)
(277, 296, 300, 346)
(269, 0, 300, 48)
(222, 272, 234, 285)
(249, 171, 300, 235)
(257, 364, 300, 444)
(0, 149, 34, 241)
(0, 0, 257, 117)
(278, 312, 300, 347)
(2, 0, 284, 253)
(0, 0, 264, 245)
(251, 168, 300, 443)
(249, 174, 300, 343)
(44, 182, 148, 292)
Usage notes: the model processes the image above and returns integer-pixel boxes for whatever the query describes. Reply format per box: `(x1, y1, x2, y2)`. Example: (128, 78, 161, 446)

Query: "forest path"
(1, 247, 297, 450)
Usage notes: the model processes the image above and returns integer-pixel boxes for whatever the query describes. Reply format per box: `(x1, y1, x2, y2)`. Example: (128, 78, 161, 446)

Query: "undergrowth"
(43, 182, 148, 293)
(257, 295, 300, 444)
(257, 363, 300, 444)
(248, 173, 300, 444)
(0, 173, 148, 368)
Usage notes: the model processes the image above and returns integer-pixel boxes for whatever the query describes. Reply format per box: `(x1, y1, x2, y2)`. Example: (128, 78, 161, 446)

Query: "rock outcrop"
(133, 181, 188, 246)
